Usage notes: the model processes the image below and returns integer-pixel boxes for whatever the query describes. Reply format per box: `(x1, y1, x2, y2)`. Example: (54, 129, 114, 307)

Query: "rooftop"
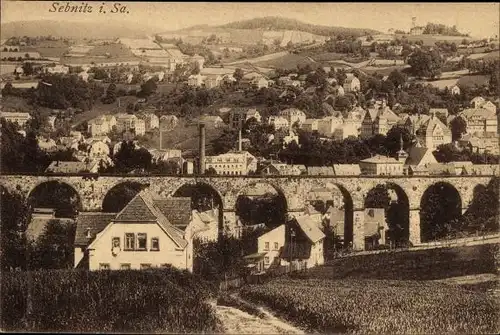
(360, 155, 403, 164)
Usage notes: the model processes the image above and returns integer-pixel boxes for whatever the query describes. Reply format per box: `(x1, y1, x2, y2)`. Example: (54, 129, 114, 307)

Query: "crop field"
(421, 74, 490, 90)
(252, 53, 319, 70)
(304, 244, 499, 281)
(240, 278, 499, 334)
(1, 268, 220, 333)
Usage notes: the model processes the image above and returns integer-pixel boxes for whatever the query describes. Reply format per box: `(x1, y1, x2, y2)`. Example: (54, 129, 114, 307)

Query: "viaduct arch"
(0, 174, 494, 250)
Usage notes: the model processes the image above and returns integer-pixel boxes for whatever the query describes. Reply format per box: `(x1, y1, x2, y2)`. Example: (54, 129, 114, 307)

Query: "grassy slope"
(304, 244, 498, 281)
(160, 120, 227, 156)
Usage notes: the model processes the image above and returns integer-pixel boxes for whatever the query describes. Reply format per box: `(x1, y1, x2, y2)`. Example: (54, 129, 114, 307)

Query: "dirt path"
(210, 301, 304, 334)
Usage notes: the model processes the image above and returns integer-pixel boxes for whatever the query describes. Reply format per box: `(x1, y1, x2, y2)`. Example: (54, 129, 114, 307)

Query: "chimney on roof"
(198, 123, 206, 174)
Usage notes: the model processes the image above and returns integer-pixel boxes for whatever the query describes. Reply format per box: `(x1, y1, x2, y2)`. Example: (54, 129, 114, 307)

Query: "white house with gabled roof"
(74, 190, 212, 272)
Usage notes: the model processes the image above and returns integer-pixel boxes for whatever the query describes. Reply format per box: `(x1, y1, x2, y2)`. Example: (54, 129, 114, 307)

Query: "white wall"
(74, 247, 84, 268)
(88, 222, 190, 271)
(307, 240, 324, 267)
(258, 225, 285, 269)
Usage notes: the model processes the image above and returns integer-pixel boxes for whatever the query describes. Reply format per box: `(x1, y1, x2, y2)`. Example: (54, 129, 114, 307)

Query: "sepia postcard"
(0, 1, 499, 333)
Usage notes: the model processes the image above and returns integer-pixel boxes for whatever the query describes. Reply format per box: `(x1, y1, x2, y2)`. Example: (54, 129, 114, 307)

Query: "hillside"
(0, 20, 157, 39)
(159, 17, 381, 46)
(218, 16, 380, 37)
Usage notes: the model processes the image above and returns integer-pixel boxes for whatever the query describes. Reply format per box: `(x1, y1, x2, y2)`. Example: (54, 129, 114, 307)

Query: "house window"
(112, 237, 120, 248)
(120, 263, 131, 270)
(264, 242, 269, 250)
(264, 257, 270, 264)
(274, 242, 279, 250)
(137, 233, 147, 250)
(99, 263, 110, 270)
(140, 263, 152, 269)
(151, 237, 160, 251)
(125, 233, 135, 250)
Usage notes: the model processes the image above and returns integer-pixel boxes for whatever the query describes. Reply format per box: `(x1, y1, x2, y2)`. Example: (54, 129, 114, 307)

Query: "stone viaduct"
(0, 174, 495, 250)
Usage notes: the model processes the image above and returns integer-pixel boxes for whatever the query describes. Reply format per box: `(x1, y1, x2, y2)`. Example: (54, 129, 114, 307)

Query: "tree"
(112, 141, 153, 173)
(450, 116, 467, 141)
(233, 68, 244, 82)
(380, 79, 395, 94)
(420, 183, 462, 242)
(0, 187, 31, 271)
(35, 74, 100, 111)
(385, 126, 414, 156)
(28, 220, 75, 270)
(22, 62, 34, 76)
(365, 185, 390, 209)
(407, 49, 443, 79)
(433, 143, 470, 163)
(91, 67, 108, 80)
(1, 82, 14, 96)
(334, 95, 353, 112)
(205, 167, 217, 175)
(138, 78, 157, 98)
(102, 83, 117, 104)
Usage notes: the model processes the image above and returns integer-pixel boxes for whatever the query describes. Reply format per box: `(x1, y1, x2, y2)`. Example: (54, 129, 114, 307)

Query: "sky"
(2, 1, 499, 38)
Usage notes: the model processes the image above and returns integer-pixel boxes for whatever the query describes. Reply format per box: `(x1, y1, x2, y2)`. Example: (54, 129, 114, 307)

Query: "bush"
(1, 268, 220, 332)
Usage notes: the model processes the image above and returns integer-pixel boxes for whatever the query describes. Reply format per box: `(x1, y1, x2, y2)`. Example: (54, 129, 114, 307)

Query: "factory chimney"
(238, 128, 242, 152)
(198, 123, 206, 174)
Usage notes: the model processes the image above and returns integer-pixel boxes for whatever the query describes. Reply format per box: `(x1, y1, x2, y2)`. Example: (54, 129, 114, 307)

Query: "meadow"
(240, 278, 499, 334)
(1, 268, 220, 333)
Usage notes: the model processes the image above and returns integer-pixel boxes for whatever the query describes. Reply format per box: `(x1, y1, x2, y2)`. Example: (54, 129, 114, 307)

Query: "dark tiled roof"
(75, 213, 116, 246)
(406, 146, 429, 166)
(115, 195, 158, 221)
(138, 191, 187, 248)
(154, 197, 192, 229)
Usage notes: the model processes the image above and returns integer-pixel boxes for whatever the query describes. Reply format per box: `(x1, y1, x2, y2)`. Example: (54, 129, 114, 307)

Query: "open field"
(252, 53, 319, 70)
(1, 268, 219, 333)
(71, 95, 139, 127)
(240, 278, 499, 334)
(226, 51, 289, 66)
(87, 43, 137, 58)
(421, 74, 490, 90)
(362, 65, 409, 76)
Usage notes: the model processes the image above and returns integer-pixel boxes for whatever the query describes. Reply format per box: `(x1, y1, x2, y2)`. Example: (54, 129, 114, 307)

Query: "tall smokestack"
(198, 123, 206, 174)
(238, 128, 242, 151)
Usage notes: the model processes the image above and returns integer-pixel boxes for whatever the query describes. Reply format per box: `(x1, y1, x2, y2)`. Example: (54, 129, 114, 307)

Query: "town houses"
(74, 190, 217, 271)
